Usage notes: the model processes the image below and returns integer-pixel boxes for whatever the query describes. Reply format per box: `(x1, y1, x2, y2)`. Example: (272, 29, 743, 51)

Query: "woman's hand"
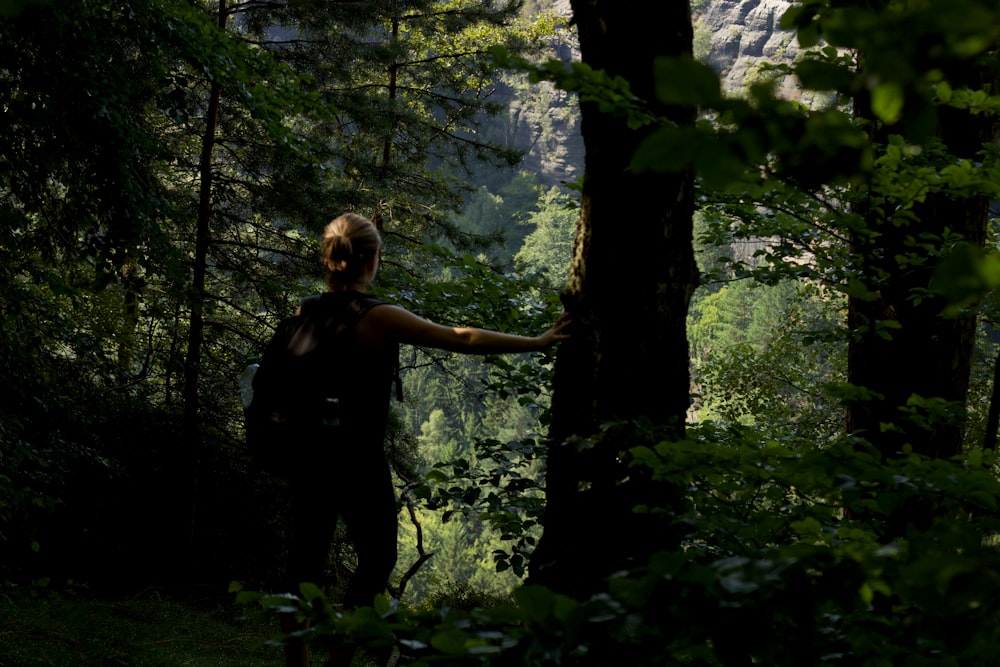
(536, 311, 572, 349)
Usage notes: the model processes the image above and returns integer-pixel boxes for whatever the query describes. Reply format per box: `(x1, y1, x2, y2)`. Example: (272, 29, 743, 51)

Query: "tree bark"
(847, 63, 998, 462)
(984, 346, 1000, 452)
(529, 0, 697, 598)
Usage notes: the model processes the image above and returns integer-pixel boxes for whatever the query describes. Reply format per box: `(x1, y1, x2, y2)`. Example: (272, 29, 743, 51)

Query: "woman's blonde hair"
(321, 212, 382, 290)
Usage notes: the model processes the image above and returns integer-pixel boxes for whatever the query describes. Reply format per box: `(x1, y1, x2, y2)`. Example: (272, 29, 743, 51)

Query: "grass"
(0, 590, 280, 666)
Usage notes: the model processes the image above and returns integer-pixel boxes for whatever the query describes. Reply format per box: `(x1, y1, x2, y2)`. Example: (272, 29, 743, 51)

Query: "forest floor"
(0, 590, 280, 666)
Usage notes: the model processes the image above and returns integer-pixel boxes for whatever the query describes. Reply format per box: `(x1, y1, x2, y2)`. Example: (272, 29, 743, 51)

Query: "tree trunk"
(848, 66, 998, 462)
(984, 346, 1000, 452)
(846, 196, 987, 460)
(529, 0, 697, 598)
(181, 0, 228, 556)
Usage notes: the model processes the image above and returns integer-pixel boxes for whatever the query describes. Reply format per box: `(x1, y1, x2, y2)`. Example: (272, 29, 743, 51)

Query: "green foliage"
(783, 0, 1000, 131)
(640, 0, 1000, 460)
(0, 0, 559, 594)
(304, 231, 563, 602)
(417, 435, 545, 580)
(241, 423, 1000, 665)
(514, 186, 578, 288)
(386, 244, 562, 600)
(0, 0, 49, 16)
(689, 279, 845, 438)
(443, 171, 549, 269)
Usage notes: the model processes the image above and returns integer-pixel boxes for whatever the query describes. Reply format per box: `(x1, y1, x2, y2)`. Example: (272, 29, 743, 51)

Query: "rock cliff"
(695, 0, 804, 99)
(507, 0, 803, 189)
(500, 0, 581, 189)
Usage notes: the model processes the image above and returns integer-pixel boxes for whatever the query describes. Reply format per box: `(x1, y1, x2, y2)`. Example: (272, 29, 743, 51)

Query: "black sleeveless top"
(299, 290, 398, 454)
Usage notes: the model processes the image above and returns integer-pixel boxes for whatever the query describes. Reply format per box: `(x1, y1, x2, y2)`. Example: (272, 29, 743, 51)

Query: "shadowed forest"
(4, 0, 1000, 665)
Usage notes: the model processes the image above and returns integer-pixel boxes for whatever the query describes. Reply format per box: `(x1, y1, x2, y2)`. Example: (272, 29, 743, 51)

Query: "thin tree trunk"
(118, 249, 141, 367)
(182, 0, 228, 555)
(984, 347, 1000, 452)
(380, 17, 399, 177)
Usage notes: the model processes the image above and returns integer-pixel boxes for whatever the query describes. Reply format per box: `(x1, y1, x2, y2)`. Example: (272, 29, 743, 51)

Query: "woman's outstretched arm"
(361, 305, 571, 354)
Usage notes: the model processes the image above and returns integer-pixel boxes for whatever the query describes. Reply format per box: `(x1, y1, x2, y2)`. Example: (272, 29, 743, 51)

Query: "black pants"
(285, 443, 398, 608)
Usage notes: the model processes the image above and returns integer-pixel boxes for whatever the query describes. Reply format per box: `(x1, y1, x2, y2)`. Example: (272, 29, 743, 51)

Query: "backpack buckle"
(321, 397, 341, 427)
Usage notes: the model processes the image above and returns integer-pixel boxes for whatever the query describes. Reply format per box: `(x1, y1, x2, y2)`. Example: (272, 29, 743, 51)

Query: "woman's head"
(321, 212, 382, 290)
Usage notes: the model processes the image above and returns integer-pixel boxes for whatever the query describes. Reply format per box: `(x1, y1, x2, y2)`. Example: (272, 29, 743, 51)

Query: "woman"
(285, 211, 570, 611)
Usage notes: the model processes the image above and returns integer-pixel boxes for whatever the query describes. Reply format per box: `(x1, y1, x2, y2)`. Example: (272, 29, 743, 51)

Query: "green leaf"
(871, 82, 904, 124)
(935, 80, 953, 103)
(374, 594, 392, 616)
(259, 594, 300, 613)
(654, 57, 722, 106)
(234, 590, 263, 605)
(512, 585, 556, 621)
(430, 627, 471, 654)
(631, 125, 697, 173)
(795, 59, 853, 91)
(930, 242, 999, 315)
(298, 582, 326, 603)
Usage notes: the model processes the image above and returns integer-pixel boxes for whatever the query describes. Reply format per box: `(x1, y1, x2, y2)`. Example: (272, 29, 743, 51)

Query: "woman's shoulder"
(353, 299, 428, 334)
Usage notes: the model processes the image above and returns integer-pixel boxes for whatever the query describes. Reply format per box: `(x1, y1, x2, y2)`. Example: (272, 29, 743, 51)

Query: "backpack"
(245, 293, 385, 478)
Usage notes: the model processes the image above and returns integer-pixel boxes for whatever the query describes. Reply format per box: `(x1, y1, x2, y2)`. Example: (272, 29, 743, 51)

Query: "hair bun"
(321, 212, 383, 290)
(324, 235, 355, 273)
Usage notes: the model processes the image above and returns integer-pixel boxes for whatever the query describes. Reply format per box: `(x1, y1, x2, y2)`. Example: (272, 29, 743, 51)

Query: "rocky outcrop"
(506, 78, 582, 189)
(508, 0, 809, 189)
(502, 0, 582, 189)
(696, 0, 806, 100)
